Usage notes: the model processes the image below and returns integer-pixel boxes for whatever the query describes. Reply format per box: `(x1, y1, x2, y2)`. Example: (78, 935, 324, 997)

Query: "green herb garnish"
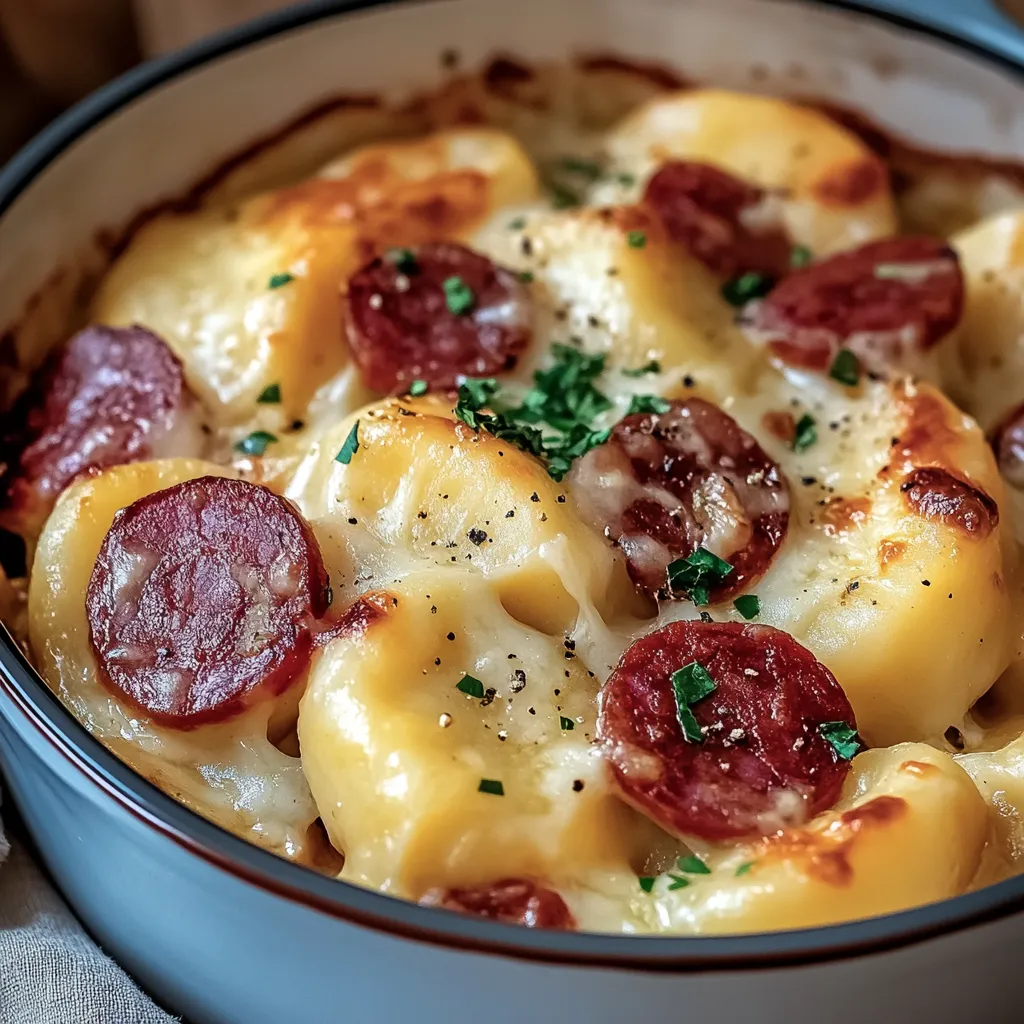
(678, 855, 711, 875)
(559, 716, 575, 731)
(551, 183, 582, 209)
(792, 413, 817, 453)
(268, 272, 294, 289)
(627, 230, 647, 249)
(508, 216, 527, 230)
(334, 421, 360, 465)
(829, 349, 861, 387)
(235, 430, 277, 456)
(666, 874, 690, 891)
(626, 394, 671, 417)
(478, 778, 505, 796)
(257, 383, 281, 404)
(721, 271, 774, 307)
(456, 675, 485, 698)
(518, 270, 534, 284)
(638, 876, 656, 893)
(733, 594, 761, 620)
(622, 360, 661, 378)
(667, 547, 734, 605)
(818, 721, 861, 761)
(386, 247, 419, 274)
(671, 661, 718, 744)
(443, 275, 475, 316)
(790, 245, 813, 269)
(560, 156, 603, 180)
(735, 862, 754, 877)
(408, 379, 429, 397)
(616, 172, 636, 187)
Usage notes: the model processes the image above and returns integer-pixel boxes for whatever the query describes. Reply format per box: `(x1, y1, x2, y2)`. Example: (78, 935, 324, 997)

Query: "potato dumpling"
(94, 127, 541, 434)
(603, 88, 897, 256)
(28, 459, 322, 864)
(285, 395, 643, 637)
(299, 570, 658, 898)
(567, 744, 986, 934)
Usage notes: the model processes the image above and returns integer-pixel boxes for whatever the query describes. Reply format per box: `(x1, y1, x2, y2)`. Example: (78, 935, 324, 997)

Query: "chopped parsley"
(638, 876, 656, 893)
(257, 383, 281, 404)
(443, 275, 475, 315)
(790, 245, 813, 269)
(671, 661, 718, 744)
(678, 855, 711, 875)
(733, 594, 761, 620)
(559, 716, 575, 731)
(829, 349, 861, 387)
(559, 156, 603, 180)
(386, 247, 419, 274)
(334, 421, 360, 464)
(792, 413, 817, 453)
(267, 272, 294, 289)
(518, 270, 534, 284)
(456, 675, 485, 698)
(508, 216, 527, 230)
(626, 394, 670, 417)
(818, 721, 861, 760)
(234, 430, 277, 456)
(667, 547, 734, 605)
(622, 360, 661, 377)
(408, 379, 429, 397)
(616, 172, 637, 187)
(721, 271, 774, 307)
(478, 778, 505, 796)
(734, 861, 754, 877)
(551, 183, 582, 209)
(627, 230, 647, 249)
(666, 874, 690, 891)
(453, 344, 615, 481)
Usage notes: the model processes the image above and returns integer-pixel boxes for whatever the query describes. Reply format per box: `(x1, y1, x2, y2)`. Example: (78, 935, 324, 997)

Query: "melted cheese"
(19, 79, 1024, 936)
(27, 459, 321, 862)
(565, 744, 986, 933)
(601, 88, 897, 256)
(92, 127, 540, 439)
(943, 209, 1024, 430)
(284, 395, 644, 638)
(299, 569, 659, 897)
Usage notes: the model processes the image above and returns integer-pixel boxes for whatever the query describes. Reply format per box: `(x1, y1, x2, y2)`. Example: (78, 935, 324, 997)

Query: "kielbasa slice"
(86, 476, 330, 728)
(643, 161, 792, 278)
(0, 324, 200, 536)
(990, 402, 1024, 489)
(346, 242, 532, 393)
(598, 621, 858, 841)
(569, 398, 789, 601)
(745, 237, 963, 374)
(420, 879, 575, 930)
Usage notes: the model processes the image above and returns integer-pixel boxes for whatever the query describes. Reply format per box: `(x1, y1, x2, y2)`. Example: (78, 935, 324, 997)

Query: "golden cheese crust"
(11, 73, 1024, 933)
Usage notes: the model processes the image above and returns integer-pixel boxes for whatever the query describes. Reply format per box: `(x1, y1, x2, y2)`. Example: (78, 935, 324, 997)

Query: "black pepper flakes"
(468, 528, 487, 546)
(446, 631, 456, 641)
(530, 492, 540, 502)
(505, 510, 515, 518)
(572, 779, 585, 792)
(348, 517, 358, 525)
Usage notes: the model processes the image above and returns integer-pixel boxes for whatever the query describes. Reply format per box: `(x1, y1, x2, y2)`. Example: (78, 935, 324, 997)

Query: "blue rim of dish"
(1, 0, 1024, 972)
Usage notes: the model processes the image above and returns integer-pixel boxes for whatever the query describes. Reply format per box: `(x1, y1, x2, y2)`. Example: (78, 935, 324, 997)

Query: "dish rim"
(1, 0, 1024, 972)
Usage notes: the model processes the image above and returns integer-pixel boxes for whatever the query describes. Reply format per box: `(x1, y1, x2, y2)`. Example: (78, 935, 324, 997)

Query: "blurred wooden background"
(0, 0, 295, 161)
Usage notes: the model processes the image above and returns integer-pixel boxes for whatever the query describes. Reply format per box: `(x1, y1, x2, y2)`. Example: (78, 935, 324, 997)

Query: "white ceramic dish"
(3, 1, 1024, 1020)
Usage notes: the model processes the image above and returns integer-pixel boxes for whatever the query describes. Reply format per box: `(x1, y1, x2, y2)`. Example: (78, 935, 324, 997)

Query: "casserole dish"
(4, 0, 1024, 1019)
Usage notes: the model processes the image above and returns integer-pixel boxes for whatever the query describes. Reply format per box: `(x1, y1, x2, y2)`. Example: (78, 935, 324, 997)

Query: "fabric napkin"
(0, 811, 175, 1024)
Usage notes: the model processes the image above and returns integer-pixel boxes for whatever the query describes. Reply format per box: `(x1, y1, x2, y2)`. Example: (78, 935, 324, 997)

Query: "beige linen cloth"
(0, 2, 293, 1020)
